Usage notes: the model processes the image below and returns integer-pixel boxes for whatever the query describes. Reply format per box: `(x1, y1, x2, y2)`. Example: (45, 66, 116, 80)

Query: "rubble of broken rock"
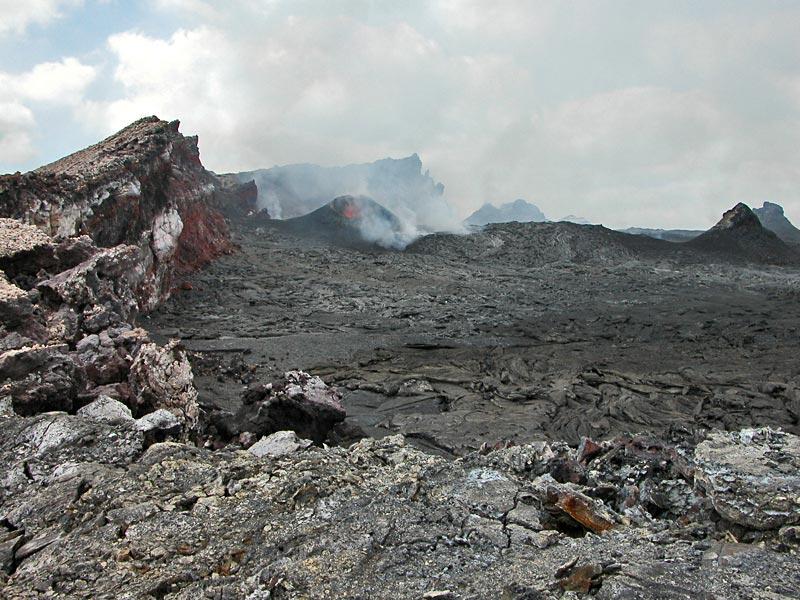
(0, 218, 199, 430)
(1, 408, 799, 597)
(2, 215, 798, 598)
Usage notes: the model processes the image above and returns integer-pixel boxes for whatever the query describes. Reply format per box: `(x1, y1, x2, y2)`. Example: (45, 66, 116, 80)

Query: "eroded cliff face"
(0, 117, 256, 311)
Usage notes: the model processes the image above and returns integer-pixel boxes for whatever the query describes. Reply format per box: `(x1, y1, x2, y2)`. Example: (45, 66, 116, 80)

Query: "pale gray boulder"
(694, 428, 800, 529)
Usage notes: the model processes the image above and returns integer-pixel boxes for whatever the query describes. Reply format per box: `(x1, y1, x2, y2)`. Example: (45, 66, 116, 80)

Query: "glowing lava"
(341, 203, 360, 219)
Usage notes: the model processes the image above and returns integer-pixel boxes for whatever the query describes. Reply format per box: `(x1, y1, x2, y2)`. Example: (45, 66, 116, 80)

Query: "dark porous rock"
(0, 344, 77, 415)
(0, 332, 35, 353)
(37, 245, 142, 322)
(0, 274, 33, 327)
(0, 218, 55, 279)
(44, 304, 79, 343)
(231, 370, 346, 444)
(80, 304, 120, 333)
(75, 332, 129, 386)
(52, 235, 97, 271)
(0, 530, 24, 575)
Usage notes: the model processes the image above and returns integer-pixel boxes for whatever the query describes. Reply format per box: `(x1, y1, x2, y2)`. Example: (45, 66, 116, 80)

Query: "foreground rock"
(0, 413, 798, 598)
(247, 430, 312, 458)
(129, 340, 199, 430)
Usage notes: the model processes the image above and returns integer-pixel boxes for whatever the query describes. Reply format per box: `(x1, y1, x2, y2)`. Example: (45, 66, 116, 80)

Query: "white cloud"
(8, 1, 800, 228)
(150, 0, 221, 20)
(433, 0, 554, 38)
(0, 57, 96, 166)
(0, 0, 83, 36)
(0, 102, 35, 163)
(91, 19, 487, 168)
(4, 58, 97, 103)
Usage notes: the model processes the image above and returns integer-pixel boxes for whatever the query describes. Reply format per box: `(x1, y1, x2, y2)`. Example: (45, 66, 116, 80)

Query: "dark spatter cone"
(753, 201, 800, 244)
(687, 202, 800, 265)
(277, 194, 405, 248)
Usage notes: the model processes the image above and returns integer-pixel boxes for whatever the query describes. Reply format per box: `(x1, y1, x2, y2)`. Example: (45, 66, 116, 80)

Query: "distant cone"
(688, 203, 798, 264)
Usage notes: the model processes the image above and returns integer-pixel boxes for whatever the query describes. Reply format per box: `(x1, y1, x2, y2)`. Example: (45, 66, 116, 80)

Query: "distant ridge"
(560, 215, 591, 225)
(753, 202, 800, 244)
(464, 199, 546, 226)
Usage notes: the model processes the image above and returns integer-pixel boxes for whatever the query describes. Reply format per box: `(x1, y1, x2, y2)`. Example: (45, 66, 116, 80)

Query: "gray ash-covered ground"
(146, 216, 800, 456)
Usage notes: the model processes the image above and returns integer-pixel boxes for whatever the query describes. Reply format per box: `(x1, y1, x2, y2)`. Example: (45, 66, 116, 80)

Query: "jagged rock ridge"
(0, 117, 256, 311)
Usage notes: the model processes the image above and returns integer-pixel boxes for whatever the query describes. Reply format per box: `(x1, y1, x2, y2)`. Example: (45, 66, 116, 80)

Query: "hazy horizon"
(2, 1, 800, 229)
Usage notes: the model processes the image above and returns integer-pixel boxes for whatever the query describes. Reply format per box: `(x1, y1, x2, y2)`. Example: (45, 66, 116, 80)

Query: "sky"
(1, 0, 800, 229)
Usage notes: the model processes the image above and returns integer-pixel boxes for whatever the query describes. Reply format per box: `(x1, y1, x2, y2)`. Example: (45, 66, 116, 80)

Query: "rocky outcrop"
(753, 201, 800, 244)
(0, 219, 199, 435)
(687, 202, 799, 264)
(128, 340, 199, 430)
(0, 117, 256, 311)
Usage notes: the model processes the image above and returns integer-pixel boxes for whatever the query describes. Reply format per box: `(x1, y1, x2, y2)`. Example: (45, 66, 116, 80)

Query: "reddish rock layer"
(0, 117, 256, 310)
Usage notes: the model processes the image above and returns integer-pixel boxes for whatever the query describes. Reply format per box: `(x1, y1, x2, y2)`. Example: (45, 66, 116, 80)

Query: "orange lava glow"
(342, 204, 359, 219)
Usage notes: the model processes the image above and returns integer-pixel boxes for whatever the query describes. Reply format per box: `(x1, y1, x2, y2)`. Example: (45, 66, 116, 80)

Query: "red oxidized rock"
(0, 117, 241, 312)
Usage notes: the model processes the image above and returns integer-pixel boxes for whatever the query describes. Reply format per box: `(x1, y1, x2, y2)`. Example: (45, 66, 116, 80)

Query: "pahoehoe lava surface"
(147, 214, 800, 456)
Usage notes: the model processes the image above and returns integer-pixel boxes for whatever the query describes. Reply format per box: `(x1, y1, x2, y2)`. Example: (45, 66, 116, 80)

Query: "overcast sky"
(2, 0, 800, 228)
